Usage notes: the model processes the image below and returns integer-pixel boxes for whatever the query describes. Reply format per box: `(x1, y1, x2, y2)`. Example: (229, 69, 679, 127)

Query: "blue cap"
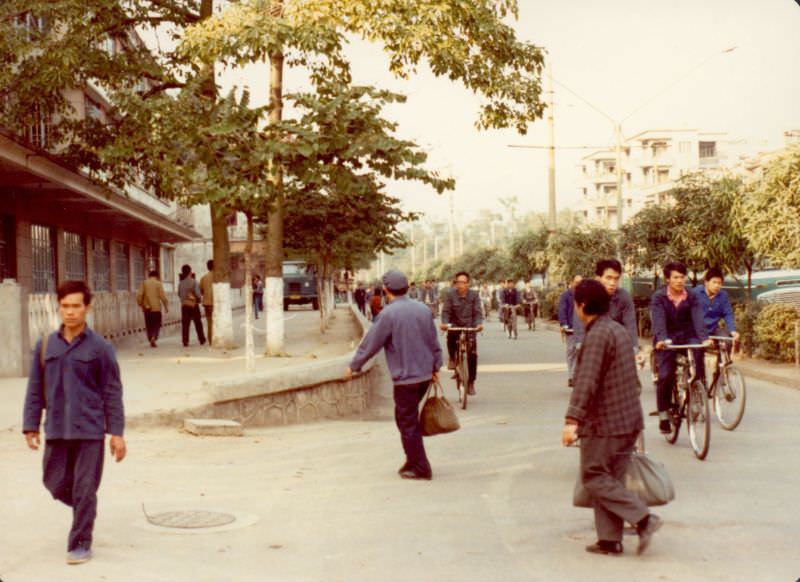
(382, 270, 409, 292)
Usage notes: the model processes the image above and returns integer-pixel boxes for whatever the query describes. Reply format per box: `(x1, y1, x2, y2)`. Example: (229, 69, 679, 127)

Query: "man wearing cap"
(345, 270, 442, 480)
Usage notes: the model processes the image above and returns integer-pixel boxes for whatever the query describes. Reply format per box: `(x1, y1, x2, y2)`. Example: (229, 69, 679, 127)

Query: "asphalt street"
(1, 315, 798, 582)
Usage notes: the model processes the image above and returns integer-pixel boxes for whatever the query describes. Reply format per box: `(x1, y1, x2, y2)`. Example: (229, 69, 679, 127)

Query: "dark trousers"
(43, 439, 105, 551)
(356, 301, 366, 316)
(394, 381, 432, 476)
(580, 433, 648, 543)
(144, 310, 162, 341)
(181, 305, 206, 346)
(446, 331, 478, 383)
(655, 344, 705, 412)
(203, 305, 213, 345)
(253, 294, 263, 318)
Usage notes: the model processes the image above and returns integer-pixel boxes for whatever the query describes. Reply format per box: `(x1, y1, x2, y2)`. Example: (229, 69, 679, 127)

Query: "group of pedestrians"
(134, 261, 215, 348)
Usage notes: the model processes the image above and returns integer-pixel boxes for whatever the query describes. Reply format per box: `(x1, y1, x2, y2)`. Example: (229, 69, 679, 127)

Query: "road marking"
(478, 363, 567, 373)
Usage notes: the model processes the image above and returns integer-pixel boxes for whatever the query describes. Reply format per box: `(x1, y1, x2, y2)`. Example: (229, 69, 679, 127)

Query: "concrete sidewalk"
(0, 306, 362, 432)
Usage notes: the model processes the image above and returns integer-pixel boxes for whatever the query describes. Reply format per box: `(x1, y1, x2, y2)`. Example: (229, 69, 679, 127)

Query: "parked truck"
(283, 260, 319, 311)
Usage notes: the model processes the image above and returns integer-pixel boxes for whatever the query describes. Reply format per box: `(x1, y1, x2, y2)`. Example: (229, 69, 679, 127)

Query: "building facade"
(576, 129, 753, 229)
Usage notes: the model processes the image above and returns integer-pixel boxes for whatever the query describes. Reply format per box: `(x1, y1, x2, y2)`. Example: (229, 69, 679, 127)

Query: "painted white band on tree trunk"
(266, 277, 284, 355)
(212, 282, 234, 349)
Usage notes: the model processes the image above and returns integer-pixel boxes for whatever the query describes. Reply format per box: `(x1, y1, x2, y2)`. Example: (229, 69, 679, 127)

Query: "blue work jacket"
(692, 286, 737, 335)
(23, 326, 125, 440)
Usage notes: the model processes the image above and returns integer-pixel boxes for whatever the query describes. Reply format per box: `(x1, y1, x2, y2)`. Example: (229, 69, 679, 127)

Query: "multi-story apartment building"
(0, 22, 201, 375)
(576, 129, 752, 229)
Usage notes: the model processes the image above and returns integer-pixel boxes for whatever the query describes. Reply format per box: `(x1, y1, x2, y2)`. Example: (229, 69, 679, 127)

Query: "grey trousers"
(580, 433, 649, 543)
(566, 334, 579, 380)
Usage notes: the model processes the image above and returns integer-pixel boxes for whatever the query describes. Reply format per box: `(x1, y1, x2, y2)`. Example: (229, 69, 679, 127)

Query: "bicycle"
(706, 335, 747, 430)
(502, 304, 518, 339)
(660, 341, 711, 460)
(446, 326, 480, 410)
(523, 301, 537, 331)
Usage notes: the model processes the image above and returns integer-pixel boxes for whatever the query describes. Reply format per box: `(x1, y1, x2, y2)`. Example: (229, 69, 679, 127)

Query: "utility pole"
(448, 190, 456, 259)
(546, 62, 557, 232)
(422, 234, 428, 271)
(410, 224, 416, 275)
(615, 123, 624, 231)
(434, 236, 439, 261)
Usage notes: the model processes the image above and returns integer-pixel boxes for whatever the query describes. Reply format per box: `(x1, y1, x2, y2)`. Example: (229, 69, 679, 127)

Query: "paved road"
(1, 317, 798, 581)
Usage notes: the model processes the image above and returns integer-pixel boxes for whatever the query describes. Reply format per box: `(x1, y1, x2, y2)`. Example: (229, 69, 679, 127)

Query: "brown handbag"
(419, 380, 460, 436)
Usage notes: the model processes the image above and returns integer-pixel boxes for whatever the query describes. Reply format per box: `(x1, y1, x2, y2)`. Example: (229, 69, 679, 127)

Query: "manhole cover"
(144, 509, 237, 529)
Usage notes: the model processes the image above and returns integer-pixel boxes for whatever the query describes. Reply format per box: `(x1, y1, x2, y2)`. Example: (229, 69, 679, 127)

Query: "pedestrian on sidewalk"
(179, 264, 206, 347)
(558, 275, 583, 387)
(136, 270, 169, 347)
(200, 260, 214, 345)
(345, 270, 442, 481)
(354, 283, 367, 315)
(23, 280, 126, 566)
(252, 274, 264, 319)
(561, 279, 661, 556)
(369, 287, 384, 320)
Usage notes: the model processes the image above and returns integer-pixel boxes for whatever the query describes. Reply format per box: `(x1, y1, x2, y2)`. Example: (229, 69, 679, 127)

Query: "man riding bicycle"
(692, 267, 739, 382)
(441, 271, 484, 396)
(500, 279, 519, 324)
(651, 261, 710, 434)
(522, 282, 539, 323)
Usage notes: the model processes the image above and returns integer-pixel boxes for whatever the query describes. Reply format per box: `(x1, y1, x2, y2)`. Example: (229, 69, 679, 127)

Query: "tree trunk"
(210, 201, 234, 348)
(264, 44, 285, 356)
(746, 263, 753, 304)
(244, 213, 255, 371)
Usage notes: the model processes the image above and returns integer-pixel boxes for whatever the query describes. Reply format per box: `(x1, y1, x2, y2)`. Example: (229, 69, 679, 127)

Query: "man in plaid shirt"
(562, 279, 662, 556)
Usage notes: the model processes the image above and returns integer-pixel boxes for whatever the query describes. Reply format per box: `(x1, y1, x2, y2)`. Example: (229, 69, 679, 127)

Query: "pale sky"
(206, 0, 800, 227)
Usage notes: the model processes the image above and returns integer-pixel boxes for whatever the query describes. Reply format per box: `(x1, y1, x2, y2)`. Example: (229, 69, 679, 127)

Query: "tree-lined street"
(2, 320, 797, 581)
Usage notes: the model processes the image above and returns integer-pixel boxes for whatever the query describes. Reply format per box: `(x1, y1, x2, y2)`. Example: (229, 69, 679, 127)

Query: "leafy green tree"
(620, 203, 684, 285)
(508, 228, 549, 283)
(671, 173, 764, 299)
(738, 146, 800, 269)
(547, 228, 617, 285)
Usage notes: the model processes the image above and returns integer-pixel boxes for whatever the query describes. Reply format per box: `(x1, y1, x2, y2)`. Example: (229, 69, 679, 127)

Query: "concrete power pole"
(448, 191, 456, 259)
(410, 224, 416, 275)
(546, 62, 557, 232)
(615, 123, 624, 231)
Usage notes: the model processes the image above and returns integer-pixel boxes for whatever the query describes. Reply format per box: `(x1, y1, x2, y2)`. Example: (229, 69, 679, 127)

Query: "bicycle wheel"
(714, 367, 746, 430)
(687, 380, 710, 460)
(457, 354, 469, 410)
(664, 402, 681, 445)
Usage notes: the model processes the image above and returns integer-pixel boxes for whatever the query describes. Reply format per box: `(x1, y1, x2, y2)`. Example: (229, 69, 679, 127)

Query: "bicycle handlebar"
(709, 335, 735, 342)
(663, 343, 707, 349)
(446, 326, 481, 332)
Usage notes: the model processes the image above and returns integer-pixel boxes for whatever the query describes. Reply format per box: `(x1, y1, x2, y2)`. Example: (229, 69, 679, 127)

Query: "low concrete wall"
(129, 304, 381, 428)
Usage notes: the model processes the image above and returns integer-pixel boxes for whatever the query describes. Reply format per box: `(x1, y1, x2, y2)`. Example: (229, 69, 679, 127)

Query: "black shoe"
(568, 378, 574, 388)
(659, 419, 671, 434)
(467, 382, 476, 396)
(637, 514, 663, 555)
(585, 541, 623, 556)
(397, 461, 411, 474)
(149, 338, 157, 348)
(447, 358, 456, 370)
(399, 469, 432, 481)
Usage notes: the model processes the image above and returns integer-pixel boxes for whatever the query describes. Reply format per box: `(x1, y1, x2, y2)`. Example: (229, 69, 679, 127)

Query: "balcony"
(699, 157, 719, 168)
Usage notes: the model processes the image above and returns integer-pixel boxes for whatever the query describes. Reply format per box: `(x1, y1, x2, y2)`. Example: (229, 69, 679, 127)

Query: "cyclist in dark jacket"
(440, 271, 484, 395)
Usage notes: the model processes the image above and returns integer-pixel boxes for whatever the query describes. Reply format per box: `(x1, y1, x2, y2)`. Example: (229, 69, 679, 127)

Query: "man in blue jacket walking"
(345, 270, 442, 480)
(558, 275, 583, 387)
(23, 280, 126, 565)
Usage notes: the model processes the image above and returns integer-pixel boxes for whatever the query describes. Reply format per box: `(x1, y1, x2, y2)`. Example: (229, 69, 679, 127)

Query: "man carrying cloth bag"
(345, 270, 442, 481)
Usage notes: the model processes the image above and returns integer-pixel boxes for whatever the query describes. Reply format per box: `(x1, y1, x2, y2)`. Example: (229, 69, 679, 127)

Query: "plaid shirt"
(566, 314, 643, 437)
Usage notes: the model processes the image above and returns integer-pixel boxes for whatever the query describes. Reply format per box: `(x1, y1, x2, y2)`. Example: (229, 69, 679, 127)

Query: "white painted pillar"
(212, 282, 234, 349)
(265, 276, 284, 355)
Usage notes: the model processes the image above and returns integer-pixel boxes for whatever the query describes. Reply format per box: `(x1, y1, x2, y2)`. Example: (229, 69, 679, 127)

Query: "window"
(657, 169, 670, 184)
(679, 141, 692, 154)
(160, 247, 174, 291)
(699, 141, 717, 158)
(114, 242, 130, 291)
(64, 232, 86, 281)
(15, 12, 47, 41)
(0, 216, 16, 281)
(85, 96, 103, 122)
(92, 239, 110, 292)
(582, 188, 588, 198)
(145, 243, 159, 274)
(31, 224, 56, 294)
(132, 246, 146, 288)
(26, 104, 51, 149)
